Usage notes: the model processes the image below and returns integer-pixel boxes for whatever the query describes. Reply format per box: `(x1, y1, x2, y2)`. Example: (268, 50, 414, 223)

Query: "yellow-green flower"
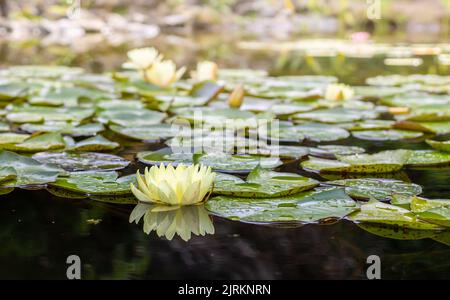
(130, 164, 215, 206)
(228, 84, 245, 108)
(191, 61, 218, 82)
(125, 47, 162, 70)
(144, 59, 186, 88)
(325, 83, 354, 101)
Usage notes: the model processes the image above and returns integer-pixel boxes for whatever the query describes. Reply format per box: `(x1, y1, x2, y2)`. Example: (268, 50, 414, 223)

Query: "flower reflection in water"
(129, 203, 215, 241)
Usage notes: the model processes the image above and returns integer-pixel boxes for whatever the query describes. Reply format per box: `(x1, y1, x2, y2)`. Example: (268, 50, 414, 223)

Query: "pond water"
(0, 35, 449, 279)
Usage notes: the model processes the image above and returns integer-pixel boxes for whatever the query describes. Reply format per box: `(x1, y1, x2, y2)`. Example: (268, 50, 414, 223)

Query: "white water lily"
(325, 83, 355, 101)
(191, 61, 218, 82)
(144, 59, 186, 88)
(130, 164, 216, 206)
(126, 47, 162, 70)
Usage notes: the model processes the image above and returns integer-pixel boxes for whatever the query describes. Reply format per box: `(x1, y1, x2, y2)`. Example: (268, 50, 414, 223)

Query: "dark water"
(0, 35, 449, 279)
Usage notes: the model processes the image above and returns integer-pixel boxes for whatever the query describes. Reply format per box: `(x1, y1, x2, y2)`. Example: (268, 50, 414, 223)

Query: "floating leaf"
(20, 122, 104, 136)
(137, 148, 194, 166)
(214, 167, 318, 198)
(0, 150, 62, 186)
(6, 105, 94, 123)
(109, 124, 182, 141)
(97, 108, 167, 127)
(352, 129, 423, 141)
(293, 107, 378, 124)
(70, 135, 119, 152)
(50, 171, 135, 196)
(326, 178, 422, 200)
(0, 167, 16, 183)
(347, 200, 442, 230)
(32, 152, 130, 172)
(301, 150, 410, 173)
(198, 152, 282, 174)
(1, 132, 65, 152)
(310, 145, 365, 158)
(0, 133, 30, 145)
(426, 140, 450, 152)
(406, 150, 450, 167)
(206, 187, 358, 224)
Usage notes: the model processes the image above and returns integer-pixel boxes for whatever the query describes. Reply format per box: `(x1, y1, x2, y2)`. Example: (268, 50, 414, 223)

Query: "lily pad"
(326, 178, 422, 200)
(0, 150, 62, 186)
(293, 107, 378, 124)
(348, 200, 443, 230)
(0, 167, 16, 183)
(32, 152, 130, 172)
(405, 150, 450, 167)
(70, 135, 119, 152)
(109, 124, 185, 141)
(137, 148, 194, 166)
(301, 150, 410, 173)
(352, 129, 423, 141)
(214, 167, 318, 198)
(0, 122, 9, 132)
(49, 171, 135, 196)
(206, 187, 359, 224)
(416, 206, 450, 228)
(20, 122, 104, 136)
(198, 152, 282, 174)
(97, 108, 167, 127)
(310, 145, 365, 158)
(0, 133, 31, 145)
(426, 140, 450, 152)
(1, 132, 66, 152)
(6, 105, 94, 123)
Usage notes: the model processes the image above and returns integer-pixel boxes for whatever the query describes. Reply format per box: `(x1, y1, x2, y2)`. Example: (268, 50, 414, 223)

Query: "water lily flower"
(228, 84, 245, 108)
(325, 83, 355, 101)
(130, 164, 216, 206)
(144, 59, 186, 88)
(126, 47, 162, 70)
(191, 61, 218, 82)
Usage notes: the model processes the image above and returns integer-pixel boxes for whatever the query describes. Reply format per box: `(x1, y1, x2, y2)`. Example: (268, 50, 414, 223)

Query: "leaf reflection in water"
(129, 203, 214, 241)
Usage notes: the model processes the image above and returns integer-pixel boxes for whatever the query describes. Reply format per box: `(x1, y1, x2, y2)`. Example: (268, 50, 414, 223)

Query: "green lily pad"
(0, 187, 14, 196)
(326, 178, 422, 200)
(293, 107, 378, 124)
(97, 108, 167, 127)
(0, 82, 28, 101)
(352, 129, 423, 141)
(0, 132, 66, 152)
(310, 145, 365, 158)
(0, 150, 62, 186)
(410, 196, 450, 213)
(347, 200, 442, 230)
(399, 104, 450, 122)
(70, 135, 119, 152)
(405, 150, 450, 167)
(214, 167, 318, 198)
(6, 105, 94, 123)
(0, 132, 31, 145)
(0, 167, 16, 183)
(266, 122, 349, 143)
(28, 86, 112, 106)
(395, 120, 450, 135)
(301, 150, 410, 173)
(50, 171, 135, 196)
(137, 148, 194, 166)
(426, 140, 450, 152)
(416, 206, 450, 228)
(32, 152, 130, 172)
(342, 120, 395, 131)
(206, 187, 359, 224)
(20, 122, 104, 136)
(198, 152, 282, 174)
(109, 124, 181, 141)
